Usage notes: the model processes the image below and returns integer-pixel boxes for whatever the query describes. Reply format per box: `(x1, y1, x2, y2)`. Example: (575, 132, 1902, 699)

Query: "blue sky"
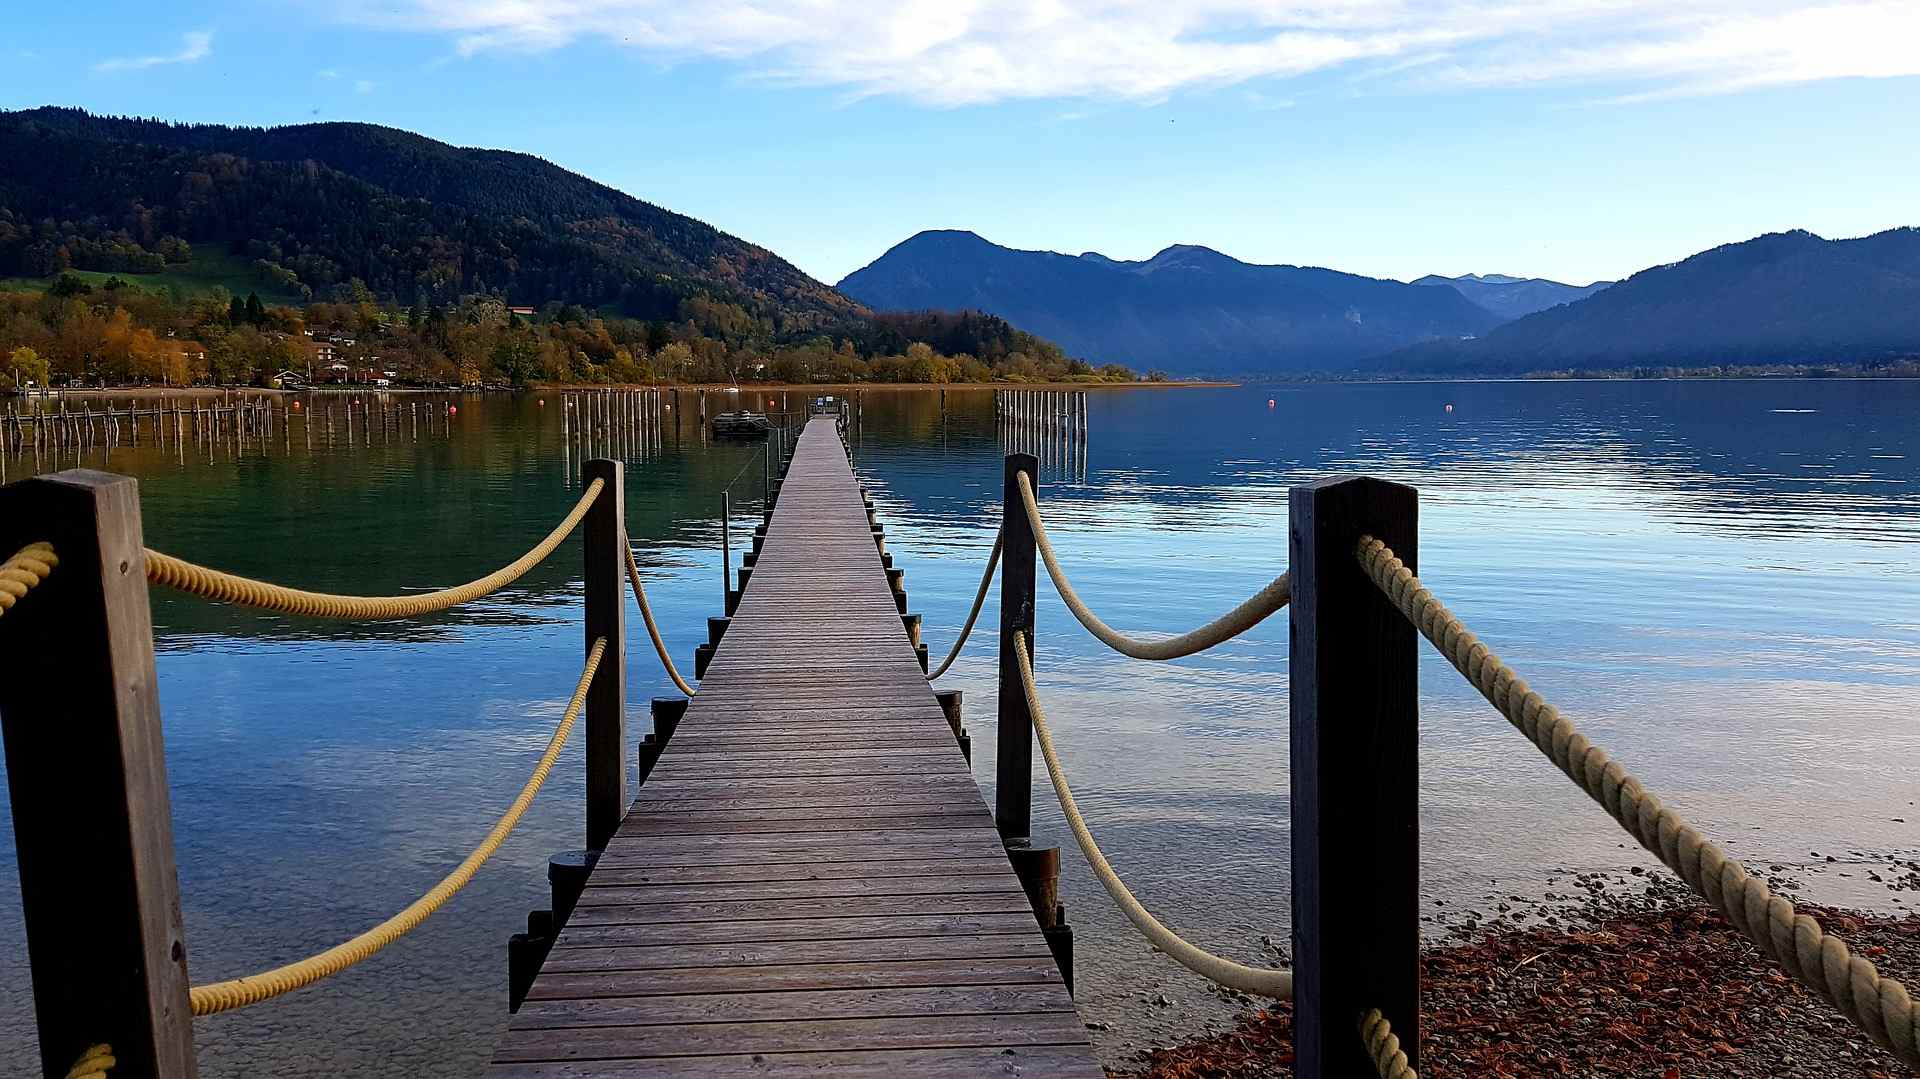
(3, 1, 1916, 287)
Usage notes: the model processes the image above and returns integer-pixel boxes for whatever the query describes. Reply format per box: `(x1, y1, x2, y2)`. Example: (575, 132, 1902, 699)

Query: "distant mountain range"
(1411, 273, 1611, 321)
(843, 227, 1920, 376)
(1386, 228, 1920, 374)
(837, 230, 1501, 376)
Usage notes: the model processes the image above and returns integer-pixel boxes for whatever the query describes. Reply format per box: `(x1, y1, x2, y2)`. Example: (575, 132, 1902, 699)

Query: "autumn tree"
(6, 345, 49, 387)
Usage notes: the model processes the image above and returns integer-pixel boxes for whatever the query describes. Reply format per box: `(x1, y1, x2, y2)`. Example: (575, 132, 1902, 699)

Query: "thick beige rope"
(625, 543, 697, 697)
(189, 638, 606, 1016)
(64, 1044, 113, 1079)
(1016, 473, 1289, 660)
(1013, 631, 1294, 998)
(146, 480, 603, 620)
(0, 541, 57, 618)
(1360, 1009, 1418, 1079)
(1356, 536, 1920, 1068)
(927, 530, 1002, 681)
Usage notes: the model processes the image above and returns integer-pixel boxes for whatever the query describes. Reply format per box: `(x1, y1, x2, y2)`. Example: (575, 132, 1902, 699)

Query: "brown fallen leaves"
(1112, 899, 1919, 1078)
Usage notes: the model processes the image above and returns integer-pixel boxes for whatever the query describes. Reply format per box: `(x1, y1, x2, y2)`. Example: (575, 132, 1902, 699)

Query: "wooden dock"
(489, 416, 1100, 1076)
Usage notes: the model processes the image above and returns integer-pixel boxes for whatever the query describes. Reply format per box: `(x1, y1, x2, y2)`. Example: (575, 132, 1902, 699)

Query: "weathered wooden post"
(0, 470, 197, 1079)
(720, 491, 732, 606)
(582, 458, 627, 851)
(995, 452, 1040, 841)
(1288, 476, 1419, 1078)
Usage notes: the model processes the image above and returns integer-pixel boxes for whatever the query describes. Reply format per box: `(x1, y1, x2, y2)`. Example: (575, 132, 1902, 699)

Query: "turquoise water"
(4, 381, 1919, 1072)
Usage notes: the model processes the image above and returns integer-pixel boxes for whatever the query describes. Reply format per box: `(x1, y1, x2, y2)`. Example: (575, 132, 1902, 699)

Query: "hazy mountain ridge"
(837, 230, 1501, 375)
(1412, 272, 1612, 321)
(1385, 228, 1920, 373)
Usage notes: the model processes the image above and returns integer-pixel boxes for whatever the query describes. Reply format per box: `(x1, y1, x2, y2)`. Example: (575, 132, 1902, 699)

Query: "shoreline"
(9, 380, 1239, 402)
(1113, 874, 1920, 1078)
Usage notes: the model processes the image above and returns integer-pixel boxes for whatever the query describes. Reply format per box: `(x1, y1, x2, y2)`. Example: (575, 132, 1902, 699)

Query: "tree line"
(2, 278, 1139, 389)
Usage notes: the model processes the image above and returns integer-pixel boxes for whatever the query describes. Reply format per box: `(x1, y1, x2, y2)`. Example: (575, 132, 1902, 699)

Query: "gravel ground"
(1111, 874, 1920, 1078)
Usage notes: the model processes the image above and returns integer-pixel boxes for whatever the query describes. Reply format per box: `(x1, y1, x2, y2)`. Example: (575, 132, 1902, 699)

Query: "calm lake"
(4, 381, 1920, 1073)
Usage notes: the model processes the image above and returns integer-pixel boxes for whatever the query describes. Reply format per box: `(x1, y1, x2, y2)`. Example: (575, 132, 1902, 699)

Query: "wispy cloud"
(350, 1, 1920, 106)
(355, 79, 377, 94)
(95, 30, 213, 74)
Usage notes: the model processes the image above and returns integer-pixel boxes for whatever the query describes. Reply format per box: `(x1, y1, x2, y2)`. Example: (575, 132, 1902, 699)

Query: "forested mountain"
(837, 230, 1500, 376)
(1411, 272, 1611, 321)
(1385, 229, 1920, 374)
(0, 107, 862, 334)
(0, 108, 1113, 387)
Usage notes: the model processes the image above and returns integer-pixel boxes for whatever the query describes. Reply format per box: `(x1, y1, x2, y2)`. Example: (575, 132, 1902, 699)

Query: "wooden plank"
(564, 891, 1034, 926)
(512, 984, 1075, 1029)
(489, 1044, 1106, 1077)
(579, 857, 1018, 886)
(553, 913, 1044, 949)
(578, 873, 1026, 903)
(492, 1012, 1095, 1062)
(492, 417, 1094, 1074)
(537, 935, 1057, 975)
(524, 957, 1068, 1000)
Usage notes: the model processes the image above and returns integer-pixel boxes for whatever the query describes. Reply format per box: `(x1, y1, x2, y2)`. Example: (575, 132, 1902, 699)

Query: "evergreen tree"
(245, 291, 265, 324)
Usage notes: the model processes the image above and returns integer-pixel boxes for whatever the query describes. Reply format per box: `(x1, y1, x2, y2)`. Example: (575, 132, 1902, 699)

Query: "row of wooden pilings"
(0, 454, 642, 1078)
(996, 388, 1088, 434)
(2, 395, 459, 457)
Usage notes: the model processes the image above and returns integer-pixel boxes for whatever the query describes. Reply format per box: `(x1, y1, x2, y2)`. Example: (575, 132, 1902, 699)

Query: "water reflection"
(3, 380, 1919, 1072)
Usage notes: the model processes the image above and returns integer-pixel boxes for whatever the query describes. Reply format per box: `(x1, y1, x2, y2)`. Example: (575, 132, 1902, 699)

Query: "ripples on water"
(3, 381, 1918, 1072)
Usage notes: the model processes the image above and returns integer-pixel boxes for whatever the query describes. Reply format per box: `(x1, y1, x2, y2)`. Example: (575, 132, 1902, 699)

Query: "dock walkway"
(489, 416, 1100, 1076)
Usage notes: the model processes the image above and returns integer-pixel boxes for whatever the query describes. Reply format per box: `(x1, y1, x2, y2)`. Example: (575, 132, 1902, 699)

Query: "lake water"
(4, 381, 1920, 1074)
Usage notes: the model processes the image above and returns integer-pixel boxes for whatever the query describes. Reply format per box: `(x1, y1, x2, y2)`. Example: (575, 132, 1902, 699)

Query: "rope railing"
(0, 541, 58, 618)
(187, 637, 607, 1016)
(926, 529, 1002, 681)
(1355, 535, 1920, 1069)
(625, 544, 697, 697)
(144, 479, 604, 620)
(1016, 473, 1290, 660)
(1360, 1009, 1418, 1079)
(64, 1044, 114, 1079)
(1012, 631, 1294, 999)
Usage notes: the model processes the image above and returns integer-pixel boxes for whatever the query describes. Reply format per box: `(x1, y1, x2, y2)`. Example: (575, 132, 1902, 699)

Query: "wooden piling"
(0, 471, 197, 1079)
(582, 458, 628, 851)
(995, 452, 1041, 842)
(1288, 475, 1420, 1078)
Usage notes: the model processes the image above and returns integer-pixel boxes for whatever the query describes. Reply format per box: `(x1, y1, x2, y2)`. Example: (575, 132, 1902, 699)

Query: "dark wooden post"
(0, 470, 197, 1079)
(720, 490, 732, 605)
(582, 458, 627, 851)
(995, 452, 1039, 842)
(1288, 476, 1419, 1078)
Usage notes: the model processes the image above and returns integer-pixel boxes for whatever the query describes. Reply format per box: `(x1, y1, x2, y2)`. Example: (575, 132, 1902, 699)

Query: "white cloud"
(355, 79, 378, 94)
(351, 1, 1920, 106)
(95, 30, 213, 74)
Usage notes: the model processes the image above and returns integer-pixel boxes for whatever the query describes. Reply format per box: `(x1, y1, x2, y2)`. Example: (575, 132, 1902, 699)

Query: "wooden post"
(0, 470, 197, 1079)
(720, 491, 733, 605)
(995, 452, 1040, 843)
(1288, 476, 1419, 1078)
(582, 458, 627, 851)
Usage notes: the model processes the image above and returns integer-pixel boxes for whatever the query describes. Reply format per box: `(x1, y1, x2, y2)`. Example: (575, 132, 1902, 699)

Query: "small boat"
(713, 410, 773, 437)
